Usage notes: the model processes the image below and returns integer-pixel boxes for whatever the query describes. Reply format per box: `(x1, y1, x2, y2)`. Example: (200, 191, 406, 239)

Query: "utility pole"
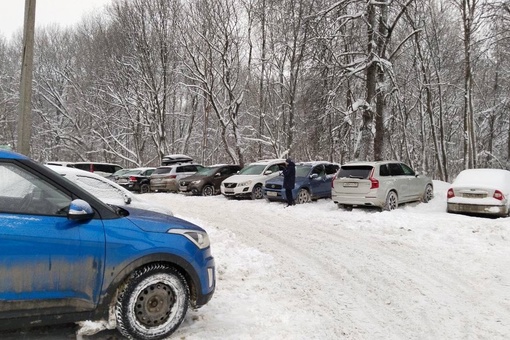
(17, 0, 36, 156)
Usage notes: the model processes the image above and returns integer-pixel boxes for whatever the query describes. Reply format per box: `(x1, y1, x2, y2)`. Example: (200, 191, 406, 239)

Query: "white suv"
(221, 159, 287, 199)
(331, 161, 434, 211)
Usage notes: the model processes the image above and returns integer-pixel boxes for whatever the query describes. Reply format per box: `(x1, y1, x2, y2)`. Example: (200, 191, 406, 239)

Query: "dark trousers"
(285, 188, 294, 205)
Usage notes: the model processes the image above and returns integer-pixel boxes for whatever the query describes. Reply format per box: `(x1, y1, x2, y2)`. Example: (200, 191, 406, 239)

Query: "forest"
(0, 0, 509, 182)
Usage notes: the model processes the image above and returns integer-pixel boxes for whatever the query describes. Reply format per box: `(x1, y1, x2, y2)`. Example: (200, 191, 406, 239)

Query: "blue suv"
(0, 150, 215, 339)
(264, 161, 340, 204)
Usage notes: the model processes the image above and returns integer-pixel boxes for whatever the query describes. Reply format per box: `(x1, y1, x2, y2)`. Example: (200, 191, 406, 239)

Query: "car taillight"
(331, 174, 337, 188)
(169, 175, 177, 179)
(369, 168, 379, 189)
(129, 176, 137, 182)
(494, 190, 504, 200)
(447, 188, 455, 198)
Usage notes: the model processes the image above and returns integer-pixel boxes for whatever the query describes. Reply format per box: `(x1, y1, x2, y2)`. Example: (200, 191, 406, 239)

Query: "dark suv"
(0, 150, 215, 339)
(179, 165, 241, 196)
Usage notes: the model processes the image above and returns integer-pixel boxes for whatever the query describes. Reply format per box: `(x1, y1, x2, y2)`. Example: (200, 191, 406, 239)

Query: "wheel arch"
(96, 253, 202, 318)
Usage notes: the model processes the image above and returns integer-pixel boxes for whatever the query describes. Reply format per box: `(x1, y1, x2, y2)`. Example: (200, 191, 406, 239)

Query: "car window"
(74, 163, 91, 171)
(311, 165, 325, 177)
(379, 164, 390, 176)
(388, 163, 405, 176)
(296, 166, 311, 177)
(0, 163, 71, 216)
(325, 164, 339, 175)
(400, 163, 415, 176)
(338, 165, 373, 179)
(266, 164, 281, 173)
(153, 167, 173, 175)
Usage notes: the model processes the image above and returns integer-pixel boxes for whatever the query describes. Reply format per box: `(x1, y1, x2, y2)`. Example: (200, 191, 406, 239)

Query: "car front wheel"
(251, 184, 263, 199)
(296, 188, 311, 204)
(202, 185, 214, 196)
(383, 191, 398, 211)
(116, 264, 189, 340)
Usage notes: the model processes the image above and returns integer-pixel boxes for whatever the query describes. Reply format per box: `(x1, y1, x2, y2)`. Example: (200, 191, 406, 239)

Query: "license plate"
(224, 189, 234, 193)
(118, 179, 128, 184)
(179, 186, 187, 190)
(463, 193, 485, 198)
(343, 182, 358, 187)
(267, 191, 277, 197)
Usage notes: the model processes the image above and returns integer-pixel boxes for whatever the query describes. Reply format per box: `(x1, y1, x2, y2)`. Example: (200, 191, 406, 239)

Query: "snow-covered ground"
(12, 180, 510, 339)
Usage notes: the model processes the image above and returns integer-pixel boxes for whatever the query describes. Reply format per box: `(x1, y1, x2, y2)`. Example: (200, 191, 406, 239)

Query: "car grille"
(180, 181, 189, 186)
(224, 183, 237, 188)
(265, 183, 282, 189)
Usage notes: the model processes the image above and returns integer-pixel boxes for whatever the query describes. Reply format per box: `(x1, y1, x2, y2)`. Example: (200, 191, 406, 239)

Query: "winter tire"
(296, 188, 311, 204)
(422, 184, 433, 203)
(202, 185, 214, 196)
(383, 191, 398, 211)
(251, 184, 263, 200)
(140, 184, 150, 194)
(116, 264, 189, 340)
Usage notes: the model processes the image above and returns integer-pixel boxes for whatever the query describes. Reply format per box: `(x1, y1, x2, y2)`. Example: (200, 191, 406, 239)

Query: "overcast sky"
(0, 0, 111, 39)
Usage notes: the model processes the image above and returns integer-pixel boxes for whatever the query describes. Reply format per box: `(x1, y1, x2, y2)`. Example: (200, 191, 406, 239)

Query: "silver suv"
(150, 164, 203, 192)
(331, 161, 433, 211)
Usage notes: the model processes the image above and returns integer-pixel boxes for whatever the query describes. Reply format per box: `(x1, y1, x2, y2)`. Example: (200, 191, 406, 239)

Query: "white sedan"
(447, 168, 510, 217)
(46, 165, 173, 216)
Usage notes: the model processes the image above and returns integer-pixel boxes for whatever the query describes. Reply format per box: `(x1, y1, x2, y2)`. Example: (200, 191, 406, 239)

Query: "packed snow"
(10, 180, 510, 339)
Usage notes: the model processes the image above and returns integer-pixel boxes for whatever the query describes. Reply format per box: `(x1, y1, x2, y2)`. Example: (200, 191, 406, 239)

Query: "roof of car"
(249, 158, 286, 165)
(296, 161, 338, 167)
(342, 160, 400, 166)
(0, 149, 28, 160)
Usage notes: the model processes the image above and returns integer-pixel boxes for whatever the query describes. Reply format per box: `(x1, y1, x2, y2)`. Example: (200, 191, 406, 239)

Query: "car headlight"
(167, 229, 210, 249)
(191, 180, 202, 185)
(238, 180, 252, 187)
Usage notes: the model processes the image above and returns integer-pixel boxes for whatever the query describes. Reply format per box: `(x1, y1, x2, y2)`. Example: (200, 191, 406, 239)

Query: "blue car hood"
(121, 206, 203, 233)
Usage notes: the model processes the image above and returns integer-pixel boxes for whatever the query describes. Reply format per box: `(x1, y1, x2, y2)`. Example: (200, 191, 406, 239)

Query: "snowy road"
(10, 181, 510, 339)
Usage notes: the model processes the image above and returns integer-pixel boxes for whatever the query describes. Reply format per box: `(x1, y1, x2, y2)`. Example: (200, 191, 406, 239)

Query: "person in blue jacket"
(282, 158, 296, 206)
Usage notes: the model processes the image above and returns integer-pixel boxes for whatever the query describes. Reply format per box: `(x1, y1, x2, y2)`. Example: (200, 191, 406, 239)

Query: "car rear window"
(153, 168, 173, 175)
(337, 165, 373, 179)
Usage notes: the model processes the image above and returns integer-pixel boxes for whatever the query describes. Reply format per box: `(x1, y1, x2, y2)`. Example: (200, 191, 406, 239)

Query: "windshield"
(195, 167, 219, 176)
(295, 166, 311, 177)
(238, 164, 266, 175)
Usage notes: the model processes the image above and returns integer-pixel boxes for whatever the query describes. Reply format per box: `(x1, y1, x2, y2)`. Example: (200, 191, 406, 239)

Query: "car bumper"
(221, 186, 252, 197)
(332, 193, 384, 208)
(447, 202, 509, 217)
(151, 181, 178, 192)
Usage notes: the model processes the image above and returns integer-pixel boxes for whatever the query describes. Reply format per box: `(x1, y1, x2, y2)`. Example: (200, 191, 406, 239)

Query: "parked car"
(116, 167, 156, 193)
(72, 162, 123, 177)
(264, 161, 340, 204)
(46, 165, 173, 216)
(150, 164, 204, 193)
(106, 168, 131, 182)
(331, 161, 434, 211)
(179, 164, 242, 196)
(447, 168, 510, 217)
(0, 150, 215, 339)
(221, 159, 287, 199)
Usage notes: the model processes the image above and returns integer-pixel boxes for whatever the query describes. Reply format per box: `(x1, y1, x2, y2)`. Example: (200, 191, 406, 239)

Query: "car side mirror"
(215, 173, 221, 177)
(310, 173, 319, 179)
(124, 194, 132, 204)
(68, 199, 94, 221)
(264, 170, 273, 175)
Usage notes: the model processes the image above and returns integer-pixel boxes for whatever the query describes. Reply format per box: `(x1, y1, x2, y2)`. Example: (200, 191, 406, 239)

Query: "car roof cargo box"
(162, 154, 193, 165)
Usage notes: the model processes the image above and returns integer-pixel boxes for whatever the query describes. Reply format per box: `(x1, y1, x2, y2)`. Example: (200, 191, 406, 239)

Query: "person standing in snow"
(282, 158, 296, 207)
